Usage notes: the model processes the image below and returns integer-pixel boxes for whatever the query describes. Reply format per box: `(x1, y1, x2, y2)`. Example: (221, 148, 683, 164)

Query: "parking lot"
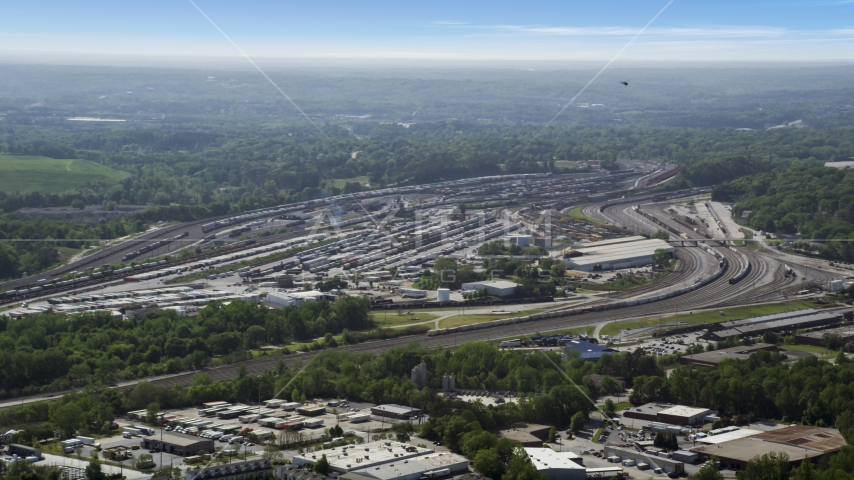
(137, 399, 426, 460)
(74, 431, 191, 472)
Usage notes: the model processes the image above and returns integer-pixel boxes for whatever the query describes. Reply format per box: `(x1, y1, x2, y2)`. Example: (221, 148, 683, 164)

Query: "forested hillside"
(713, 166, 854, 259)
(0, 297, 371, 398)
(4, 341, 854, 480)
(2, 64, 854, 276)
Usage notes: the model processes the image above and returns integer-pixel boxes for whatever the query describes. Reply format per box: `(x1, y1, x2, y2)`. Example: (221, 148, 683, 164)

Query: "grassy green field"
(599, 300, 819, 338)
(328, 176, 371, 189)
(515, 324, 595, 340)
(780, 344, 836, 357)
(0, 155, 129, 193)
(55, 246, 84, 262)
(373, 312, 439, 328)
(570, 273, 655, 292)
(440, 309, 545, 328)
(568, 206, 605, 225)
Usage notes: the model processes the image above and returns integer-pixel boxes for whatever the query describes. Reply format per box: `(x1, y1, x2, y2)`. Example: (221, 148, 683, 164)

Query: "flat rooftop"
(567, 241, 675, 267)
(624, 403, 672, 417)
(372, 404, 422, 415)
(524, 448, 585, 471)
(293, 441, 433, 472)
(352, 452, 468, 480)
(689, 426, 846, 462)
(573, 239, 673, 257)
(711, 312, 840, 340)
(461, 281, 519, 289)
(753, 425, 847, 453)
(679, 343, 776, 366)
(658, 405, 711, 418)
(717, 309, 817, 329)
(496, 423, 551, 445)
(796, 325, 854, 340)
(159, 432, 212, 447)
(572, 236, 647, 248)
(696, 429, 762, 445)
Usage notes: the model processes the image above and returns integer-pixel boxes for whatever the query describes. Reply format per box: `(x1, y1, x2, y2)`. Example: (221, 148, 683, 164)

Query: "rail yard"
(0, 161, 849, 409)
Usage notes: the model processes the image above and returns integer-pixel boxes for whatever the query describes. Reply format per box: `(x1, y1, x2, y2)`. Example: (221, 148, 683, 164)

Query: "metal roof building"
(796, 325, 854, 347)
(460, 281, 518, 297)
(292, 441, 433, 473)
(623, 403, 712, 426)
(523, 448, 587, 480)
(706, 311, 843, 341)
(678, 343, 777, 367)
(563, 239, 674, 272)
(142, 432, 215, 457)
(351, 452, 469, 480)
(689, 426, 847, 471)
(694, 428, 762, 445)
(371, 404, 423, 420)
(571, 236, 648, 248)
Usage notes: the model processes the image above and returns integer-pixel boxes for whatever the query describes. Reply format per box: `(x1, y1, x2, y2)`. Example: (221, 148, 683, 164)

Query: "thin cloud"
(468, 24, 795, 38)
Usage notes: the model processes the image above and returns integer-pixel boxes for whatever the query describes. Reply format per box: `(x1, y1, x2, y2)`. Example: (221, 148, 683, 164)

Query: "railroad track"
(0, 229, 316, 306)
(588, 201, 777, 311)
(603, 247, 712, 301)
(0, 216, 228, 291)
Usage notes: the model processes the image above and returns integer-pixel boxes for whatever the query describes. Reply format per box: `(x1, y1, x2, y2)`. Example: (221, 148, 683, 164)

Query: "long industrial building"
(679, 343, 777, 367)
(704, 309, 851, 342)
(292, 442, 434, 473)
(795, 325, 854, 347)
(523, 448, 587, 480)
(689, 425, 847, 471)
(623, 403, 712, 426)
(561, 238, 674, 272)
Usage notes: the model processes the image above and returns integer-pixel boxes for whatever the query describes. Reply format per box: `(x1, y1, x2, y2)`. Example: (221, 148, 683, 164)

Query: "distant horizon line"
(2, 52, 854, 70)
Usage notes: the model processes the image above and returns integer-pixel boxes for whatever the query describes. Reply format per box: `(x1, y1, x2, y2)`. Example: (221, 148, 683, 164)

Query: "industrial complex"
(4, 165, 854, 480)
(688, 426, 847, 471)
(561, 237, 674, 272)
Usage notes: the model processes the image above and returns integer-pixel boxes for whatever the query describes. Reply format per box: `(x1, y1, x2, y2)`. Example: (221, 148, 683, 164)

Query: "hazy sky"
(2, 0, 854, 63)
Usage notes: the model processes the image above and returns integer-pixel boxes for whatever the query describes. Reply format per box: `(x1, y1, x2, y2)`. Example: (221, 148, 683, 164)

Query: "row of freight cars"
(123, 232, 189, 261)
(380, 295, 555, 311)
(2, 260, 170, 298)
(427, 244, 730, 337)
(350, 221, 516, 276)
(703, 201, 728, 235)
(121, 235, 325, 282)
(199, 172, 564, 236)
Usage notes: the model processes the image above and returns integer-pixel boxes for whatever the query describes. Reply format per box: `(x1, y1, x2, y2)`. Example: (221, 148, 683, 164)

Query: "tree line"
(0, 297, 371, 398)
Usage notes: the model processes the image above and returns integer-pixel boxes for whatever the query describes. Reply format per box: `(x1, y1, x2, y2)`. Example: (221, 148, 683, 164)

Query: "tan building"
(678, 343, 777, 367)
(496, 423, 552, 447)
(623, 403, 711, 426)
(689, 425, 847, 471)
(142, 432, 214, 457)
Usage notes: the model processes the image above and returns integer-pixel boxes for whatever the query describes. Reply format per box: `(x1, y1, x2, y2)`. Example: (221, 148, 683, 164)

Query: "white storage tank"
(437, 288, 451, 302)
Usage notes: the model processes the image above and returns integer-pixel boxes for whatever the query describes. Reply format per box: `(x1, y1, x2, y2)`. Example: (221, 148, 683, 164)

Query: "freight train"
(123, 232, 189, 261)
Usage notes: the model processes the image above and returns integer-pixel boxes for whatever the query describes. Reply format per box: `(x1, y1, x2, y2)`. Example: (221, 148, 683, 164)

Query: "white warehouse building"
(562, 238, 674, 272)
(266, 290, 325, 307)
(523, 448, 587, 480)
(461, 280, 518, 297)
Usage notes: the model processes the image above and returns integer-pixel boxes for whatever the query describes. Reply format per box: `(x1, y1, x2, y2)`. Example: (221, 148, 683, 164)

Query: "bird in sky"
(620, 81, 629, 86)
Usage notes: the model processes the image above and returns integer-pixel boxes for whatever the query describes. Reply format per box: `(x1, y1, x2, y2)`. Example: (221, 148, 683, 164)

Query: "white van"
(219, 434, 234, 443)
(228, 436, 243, 444)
